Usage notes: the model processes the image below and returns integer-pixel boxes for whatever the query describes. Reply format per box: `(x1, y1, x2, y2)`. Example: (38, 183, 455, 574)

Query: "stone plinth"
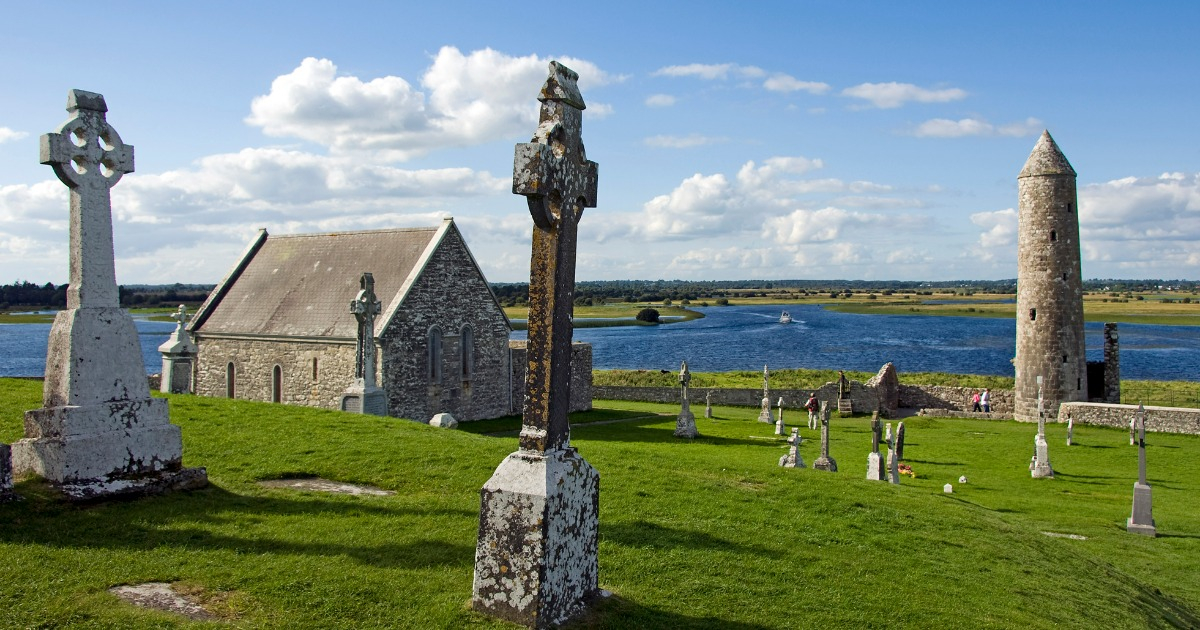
(1127, 482, 1156, 536)
(674, 402, 698, 439)
(1031, 434, 1054, 478)
(340, 383, 387, 416)
(158, 305, 197, 394)
(866, 451, 884, 481)
(473, 447, 599, 628)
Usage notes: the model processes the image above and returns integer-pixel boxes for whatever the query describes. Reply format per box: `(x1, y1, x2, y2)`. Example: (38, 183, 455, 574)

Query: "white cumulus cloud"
(912, 117, 1043, 138)
(0, 127, 28, 143)
(652, 63, 766, 80)
(645, 94, 677, 107)
(246, 48, 616, 161)
(841, 82, 967, 109)
(762, 74, 830, 95)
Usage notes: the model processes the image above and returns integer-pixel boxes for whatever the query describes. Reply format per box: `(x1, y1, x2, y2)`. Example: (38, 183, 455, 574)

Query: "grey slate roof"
(194, 227, 440, 338)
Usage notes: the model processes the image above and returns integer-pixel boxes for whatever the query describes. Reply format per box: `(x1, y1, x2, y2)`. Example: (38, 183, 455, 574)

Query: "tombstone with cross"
(472, 62, 601, 628)
(1031, 375, 1055, 478)
(13, 90, 206, 499)
(340, 272, 387, 416)
(1127, 404, 1156, 536)
(866, 412, 885, 481)
(158, 304, 198, 394)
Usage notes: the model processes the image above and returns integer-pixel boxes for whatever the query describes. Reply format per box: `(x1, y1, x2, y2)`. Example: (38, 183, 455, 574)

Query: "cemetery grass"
(0, 381, 1198, 628)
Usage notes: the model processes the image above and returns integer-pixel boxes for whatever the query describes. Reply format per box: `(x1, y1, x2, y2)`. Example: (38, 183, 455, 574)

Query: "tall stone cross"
(350, 272, 382, 389)
(513, 61, 598, 453)
(871, 413, 882, 454)
(1127, 403, 1156, 536)
(1135, 404, 1147, 485)
(473, 62, 601, 629)
(14, 90, 205, 499)
(41, 90, 133, 310)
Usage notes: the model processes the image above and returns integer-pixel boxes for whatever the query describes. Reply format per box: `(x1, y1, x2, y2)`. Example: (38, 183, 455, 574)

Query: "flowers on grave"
(898, 463, 916, 478)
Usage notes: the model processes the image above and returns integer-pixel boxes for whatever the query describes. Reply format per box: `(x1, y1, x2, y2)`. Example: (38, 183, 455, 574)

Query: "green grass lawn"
(2, 379, 1198, 628)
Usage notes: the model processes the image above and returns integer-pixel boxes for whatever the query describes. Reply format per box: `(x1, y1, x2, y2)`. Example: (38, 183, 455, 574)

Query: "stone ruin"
(12, 90, 206, 500)
(472, 62, 600, 628)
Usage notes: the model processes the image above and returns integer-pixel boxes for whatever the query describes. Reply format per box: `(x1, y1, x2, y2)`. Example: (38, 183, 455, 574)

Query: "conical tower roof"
(1019, 130, 1076, 178)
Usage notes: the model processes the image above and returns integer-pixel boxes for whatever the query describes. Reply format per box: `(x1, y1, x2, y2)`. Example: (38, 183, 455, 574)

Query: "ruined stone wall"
(1015, 143, 1086, 422)
(594, 381, 878, 414)
(509, 341, 593, 413)
(194, 337, 358, 408)
(377, 228, 512, 423)
(899, 385, 1014, 415)
(1059, 402, 1200, 435)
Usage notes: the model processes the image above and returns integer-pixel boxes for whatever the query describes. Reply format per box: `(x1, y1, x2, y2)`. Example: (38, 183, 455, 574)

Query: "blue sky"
(2, 1, 1198, 284)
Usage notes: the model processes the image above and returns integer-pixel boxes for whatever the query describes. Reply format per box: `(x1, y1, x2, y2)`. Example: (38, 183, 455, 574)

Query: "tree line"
(0, 281, 214, 310)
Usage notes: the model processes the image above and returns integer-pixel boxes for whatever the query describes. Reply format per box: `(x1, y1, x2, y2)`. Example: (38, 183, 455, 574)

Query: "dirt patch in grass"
(258, 478, 395, 496)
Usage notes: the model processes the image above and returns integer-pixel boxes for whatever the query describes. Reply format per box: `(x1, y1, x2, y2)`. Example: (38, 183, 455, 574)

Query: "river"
(2, 304, 1198, 381)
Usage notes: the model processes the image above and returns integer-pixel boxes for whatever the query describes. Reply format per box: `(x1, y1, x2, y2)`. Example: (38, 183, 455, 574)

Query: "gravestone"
(12, 90, 205, 500)
(886, 422, 901, 484)
(774, 397, 786, 436)
(1127, 404, 1156, 536)
(812, 402, 838, 472)
(895, 421, 906, 461)
(157, 305, 197, 394)
(758, 365, 773, 423)
(1066, 417, 1074, 446)
(1031, 376, 1054, 479)
(943, 483, 953, 493)
(339, 272, 387, 416)
(704, 390, 713, 419)
(674, 361, 698, 438)
(866, 412, 885, 481)
(472, 62, 601, 629)
(1129, 416, 1137, 446)
(0, 443, 13, 502)
(779, 427, 803, 468)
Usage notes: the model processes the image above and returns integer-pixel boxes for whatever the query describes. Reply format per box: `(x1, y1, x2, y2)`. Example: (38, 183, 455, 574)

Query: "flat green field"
(2, 379, 1198, 628)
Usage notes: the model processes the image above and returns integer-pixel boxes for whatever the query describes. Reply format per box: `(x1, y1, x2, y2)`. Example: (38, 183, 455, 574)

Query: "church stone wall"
(509, 341, 593, 414)
(378, 228, 512, 422)
(194, 337, 358, 408)
(1059, 402, 1200, 435)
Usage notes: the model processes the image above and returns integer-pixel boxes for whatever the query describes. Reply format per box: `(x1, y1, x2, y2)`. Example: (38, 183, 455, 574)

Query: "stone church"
(188, 218, 526, 422)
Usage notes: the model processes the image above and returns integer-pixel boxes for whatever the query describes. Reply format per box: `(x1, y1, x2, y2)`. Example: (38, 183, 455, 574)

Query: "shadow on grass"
(1054, 471, 1123, 481)
(602, 520, 773, 557)
(575, 593, 773, 629)
(573, 417, 782, 448)
(903, 458, 965, 467)
(0, 480, 476, 570)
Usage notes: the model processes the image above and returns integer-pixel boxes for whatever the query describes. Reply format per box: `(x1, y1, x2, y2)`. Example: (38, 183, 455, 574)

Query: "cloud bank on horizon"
(1, 17, 1197, 285)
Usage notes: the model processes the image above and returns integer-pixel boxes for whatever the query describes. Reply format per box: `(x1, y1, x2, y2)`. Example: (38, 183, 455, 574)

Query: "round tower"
(1014, 131, 1086, 422)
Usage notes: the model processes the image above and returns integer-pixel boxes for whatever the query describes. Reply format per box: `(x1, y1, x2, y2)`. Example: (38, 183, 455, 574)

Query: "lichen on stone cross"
(40, 90, 134, 310)
(350, 272, 382, 387)
(512, 62, 598, 454)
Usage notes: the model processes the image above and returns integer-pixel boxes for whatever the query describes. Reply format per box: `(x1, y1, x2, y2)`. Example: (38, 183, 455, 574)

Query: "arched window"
(272, 365, 282, 403)
(461, 325, 474, 380)
(428, 327, 443, 383)
(226, 362, 236, 398)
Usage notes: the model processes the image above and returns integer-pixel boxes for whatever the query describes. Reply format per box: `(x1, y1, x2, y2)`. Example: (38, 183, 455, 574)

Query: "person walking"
(971, 390, 982, 412)
(806, 393, 819, 430)
(981, 388, 991, 413)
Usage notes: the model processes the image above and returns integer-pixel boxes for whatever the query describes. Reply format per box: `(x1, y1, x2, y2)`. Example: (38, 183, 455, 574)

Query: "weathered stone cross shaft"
(40, 90, 134, 310)
(513, 61, 598, 453)
(351, 272, 382, 387)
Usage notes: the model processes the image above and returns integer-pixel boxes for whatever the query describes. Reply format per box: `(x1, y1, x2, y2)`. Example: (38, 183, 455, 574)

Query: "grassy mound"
(1, 378, 1198, 628)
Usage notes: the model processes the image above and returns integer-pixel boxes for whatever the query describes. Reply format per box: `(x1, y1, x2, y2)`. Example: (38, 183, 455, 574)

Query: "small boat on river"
(779, 311, 792, 324)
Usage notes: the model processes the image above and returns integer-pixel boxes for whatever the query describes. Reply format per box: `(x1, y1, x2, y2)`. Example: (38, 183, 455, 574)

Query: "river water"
(3, 304, 1197, 381)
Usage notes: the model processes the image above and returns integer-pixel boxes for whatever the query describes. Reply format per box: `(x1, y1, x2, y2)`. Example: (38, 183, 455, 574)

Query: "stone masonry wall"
(594, 381, 878, 414)
(510, 341, 593, 414)
(1059, 402, 1200, 435)
(377, 228, 512, 422)
(194, 337, 359, 408)
(899, 385, 1014, 415)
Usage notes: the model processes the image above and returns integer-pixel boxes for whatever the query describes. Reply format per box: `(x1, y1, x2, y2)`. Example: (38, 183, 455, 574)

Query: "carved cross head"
(512, 61, 598, 231)
(350, 272, 382, 322)
(40, 90, 134, 191)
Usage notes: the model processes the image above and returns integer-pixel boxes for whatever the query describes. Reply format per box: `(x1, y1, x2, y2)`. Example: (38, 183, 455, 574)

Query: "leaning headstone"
(0, 443, 13, 502)
(758, 365, 773, 423)
(157, 305, 197, 394)
(430, 413, 458, 429)
(886, 423, 901, 484)
(774, 397, 786, 436)
(1127, 404, 1156, 536)
(1031, 376, 1054, 479)
(472, 62, 600, 628)
(959, 475, 968, 484)
(1129, 416, 1137, 446)
(674, 361, 698, 439)
(779, 427, 804, 468)
(895, 421, 906, 461)
(12, 90, 206, 500)
(340, 272, 387, 415)
(704, 390, 713, 419)
(812, 402, 838, 472)
(866, 413, 885, 481)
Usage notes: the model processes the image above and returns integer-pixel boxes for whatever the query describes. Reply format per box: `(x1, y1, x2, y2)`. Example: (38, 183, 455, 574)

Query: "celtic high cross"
(512, 61, 598, 453)
(350, 272, 382, 388)
(40, 90, 134, 310)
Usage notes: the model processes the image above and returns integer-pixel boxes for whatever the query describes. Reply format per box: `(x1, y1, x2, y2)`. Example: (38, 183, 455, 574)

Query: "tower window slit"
(1029, 308, 1036, 321)
(1050, 230, 1057, 242)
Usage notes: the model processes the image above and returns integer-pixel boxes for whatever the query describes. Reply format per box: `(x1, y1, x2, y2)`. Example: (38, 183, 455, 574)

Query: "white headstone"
(944, 483, 953, 493)
(430, 412, 459, 429)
